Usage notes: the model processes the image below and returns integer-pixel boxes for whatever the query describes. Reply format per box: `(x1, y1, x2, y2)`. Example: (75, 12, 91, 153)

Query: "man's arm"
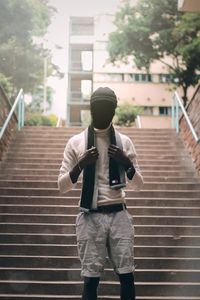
(69, 146, 99, 183)
(58, 140, 78, 194)
(108, 144, 135, 179)
(108, 135, 143, 190)
(58, 140, 99, 194)
(124, 137, 143, 190)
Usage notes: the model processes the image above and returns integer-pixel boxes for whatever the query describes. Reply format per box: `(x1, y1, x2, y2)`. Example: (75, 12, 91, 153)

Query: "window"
(159, 74, 172, 83)
(95, 73, 123, 82)
(81, 80, 92, 101)
(126, 74, 152, 82)
(159, 107, 171, 115)
(135, 74, 140, 81)
(141, 74, 152, 82)
(147, 74, 152, 82)
(71, 24, 94, 36)
(143, 106, 153, 115)
(81, 51, 93, 71)
(109, 74, 123, 81)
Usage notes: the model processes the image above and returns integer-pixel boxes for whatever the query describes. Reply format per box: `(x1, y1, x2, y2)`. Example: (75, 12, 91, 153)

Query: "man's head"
(90, 87, 117, 129)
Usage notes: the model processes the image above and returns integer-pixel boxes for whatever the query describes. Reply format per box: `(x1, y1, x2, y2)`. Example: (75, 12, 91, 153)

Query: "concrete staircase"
(0, 126, 200, 300)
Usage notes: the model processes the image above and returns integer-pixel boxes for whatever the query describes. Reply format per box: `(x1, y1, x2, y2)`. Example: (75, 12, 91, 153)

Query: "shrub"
(25, 113, 58, 126)
(114, 103, 143, 127)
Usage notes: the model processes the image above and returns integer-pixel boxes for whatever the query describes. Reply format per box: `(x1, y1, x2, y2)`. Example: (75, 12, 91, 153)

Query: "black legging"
(82, 276, 100, 300)
(118, 272, 136, 300)
(82, 273, 135, 300)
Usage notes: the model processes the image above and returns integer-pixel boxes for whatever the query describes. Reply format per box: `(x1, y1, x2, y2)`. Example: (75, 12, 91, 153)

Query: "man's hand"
(79, 146, 99, 169)
(69, 147, 98, 184)
(108, 144, 132, 171)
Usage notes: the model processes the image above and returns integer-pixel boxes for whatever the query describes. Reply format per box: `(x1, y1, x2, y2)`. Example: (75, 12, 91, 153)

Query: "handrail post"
(171, 94, 175, 129)
(22, 93, 25, 128)
(18, 95, 22, 130)
(175, 97, 179, 133)
(17, 92, 24, 130)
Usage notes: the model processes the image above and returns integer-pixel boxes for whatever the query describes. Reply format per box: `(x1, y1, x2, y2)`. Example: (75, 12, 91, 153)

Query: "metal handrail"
(172, 91, 200, 143)
(136, 115, 142, 128)
(0, 88, 24, 140)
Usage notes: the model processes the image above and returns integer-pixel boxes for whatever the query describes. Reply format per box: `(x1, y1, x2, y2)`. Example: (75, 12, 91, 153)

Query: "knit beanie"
(90, 87, 117, 107)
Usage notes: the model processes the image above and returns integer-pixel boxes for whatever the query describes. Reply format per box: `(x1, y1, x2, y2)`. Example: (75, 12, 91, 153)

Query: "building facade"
(67, 15, 193, 127)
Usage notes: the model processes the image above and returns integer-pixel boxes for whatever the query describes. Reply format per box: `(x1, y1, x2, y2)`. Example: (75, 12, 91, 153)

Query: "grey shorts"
(75, 208, 135, 277)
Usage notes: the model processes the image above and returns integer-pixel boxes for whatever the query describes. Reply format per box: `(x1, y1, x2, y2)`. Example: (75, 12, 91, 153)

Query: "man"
(58, 87, 143, 300)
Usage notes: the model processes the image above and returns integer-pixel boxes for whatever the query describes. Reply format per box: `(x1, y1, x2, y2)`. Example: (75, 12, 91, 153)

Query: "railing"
(135, 115, 142, 128)
(0, 88, 24, 139)
(172, 91, 200, 143)
(0, 88, 24, 160)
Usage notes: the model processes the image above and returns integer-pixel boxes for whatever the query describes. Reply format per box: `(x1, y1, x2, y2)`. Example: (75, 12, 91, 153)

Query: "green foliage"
(25, 113, 58, 126)
(0, 0, 58, 96)
(108, 0, 200, 106)
(47, 114, 58, 126)
(0, 0, 53, 43)
(0, 73, 12, 97)
(114, 103, 143, 127)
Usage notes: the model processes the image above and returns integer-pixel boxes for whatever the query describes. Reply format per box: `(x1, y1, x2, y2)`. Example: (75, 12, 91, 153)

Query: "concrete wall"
(137, 115, 172, 129)
(179, 85, 200, 176)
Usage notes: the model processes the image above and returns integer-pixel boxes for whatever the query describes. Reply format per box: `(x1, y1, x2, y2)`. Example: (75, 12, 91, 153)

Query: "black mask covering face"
(91, 100, 116, 129)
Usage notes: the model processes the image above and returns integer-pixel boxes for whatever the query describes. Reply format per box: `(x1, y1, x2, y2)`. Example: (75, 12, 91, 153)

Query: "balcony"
(70, 17, 94, 36)
(69, 91, 90, 104)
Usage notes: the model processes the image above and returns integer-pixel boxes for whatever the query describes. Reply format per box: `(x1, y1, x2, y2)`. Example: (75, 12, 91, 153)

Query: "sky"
(45, 0, 121, 118)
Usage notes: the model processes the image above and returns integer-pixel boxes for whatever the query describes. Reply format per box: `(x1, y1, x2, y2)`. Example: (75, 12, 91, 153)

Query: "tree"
(108, 0, 200, 106)
(0, 73, 12, 97)
(0, 0, 59, 97)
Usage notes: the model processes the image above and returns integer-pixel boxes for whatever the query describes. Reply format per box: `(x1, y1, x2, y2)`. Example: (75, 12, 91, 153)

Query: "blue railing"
(0, 88, 24, 140)
(172, 91, 200, 143)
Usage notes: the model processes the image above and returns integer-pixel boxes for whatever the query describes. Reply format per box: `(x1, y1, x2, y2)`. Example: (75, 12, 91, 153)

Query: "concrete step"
(0, 174, 198, 183)
(10, 130, 180, 139)
(0, 187, 199, 198)
(0, 295, 199, 300)
(16, 132, 177, 139)
(11, 140, 184, 148)
(1, 223, 200, 236)
(0, 279, 200, 297)
(1, 255, 200, 269)
(20, 126, 175, 133)
(1, 267, 200, 283)
(13, 130, 181, 138)
(1, 233, 200, 246)
(0, 169, 196, 178)
(8, 145, 186, 154)
(1, 162, 195, 171)
(6, 145, 187, 153)
(5, 152, 189, 160)
(0, 180, 199, 190)
(0, 195, 200, 207)
(14, 137, 183, 146)
(4, 158, 192, 167)
(1, 244, 200, 257)
(0, 204, 200, 216)
(0, 296, 198, 300)
(0, 281, 199, 297)
(1, 214, 200, 226)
